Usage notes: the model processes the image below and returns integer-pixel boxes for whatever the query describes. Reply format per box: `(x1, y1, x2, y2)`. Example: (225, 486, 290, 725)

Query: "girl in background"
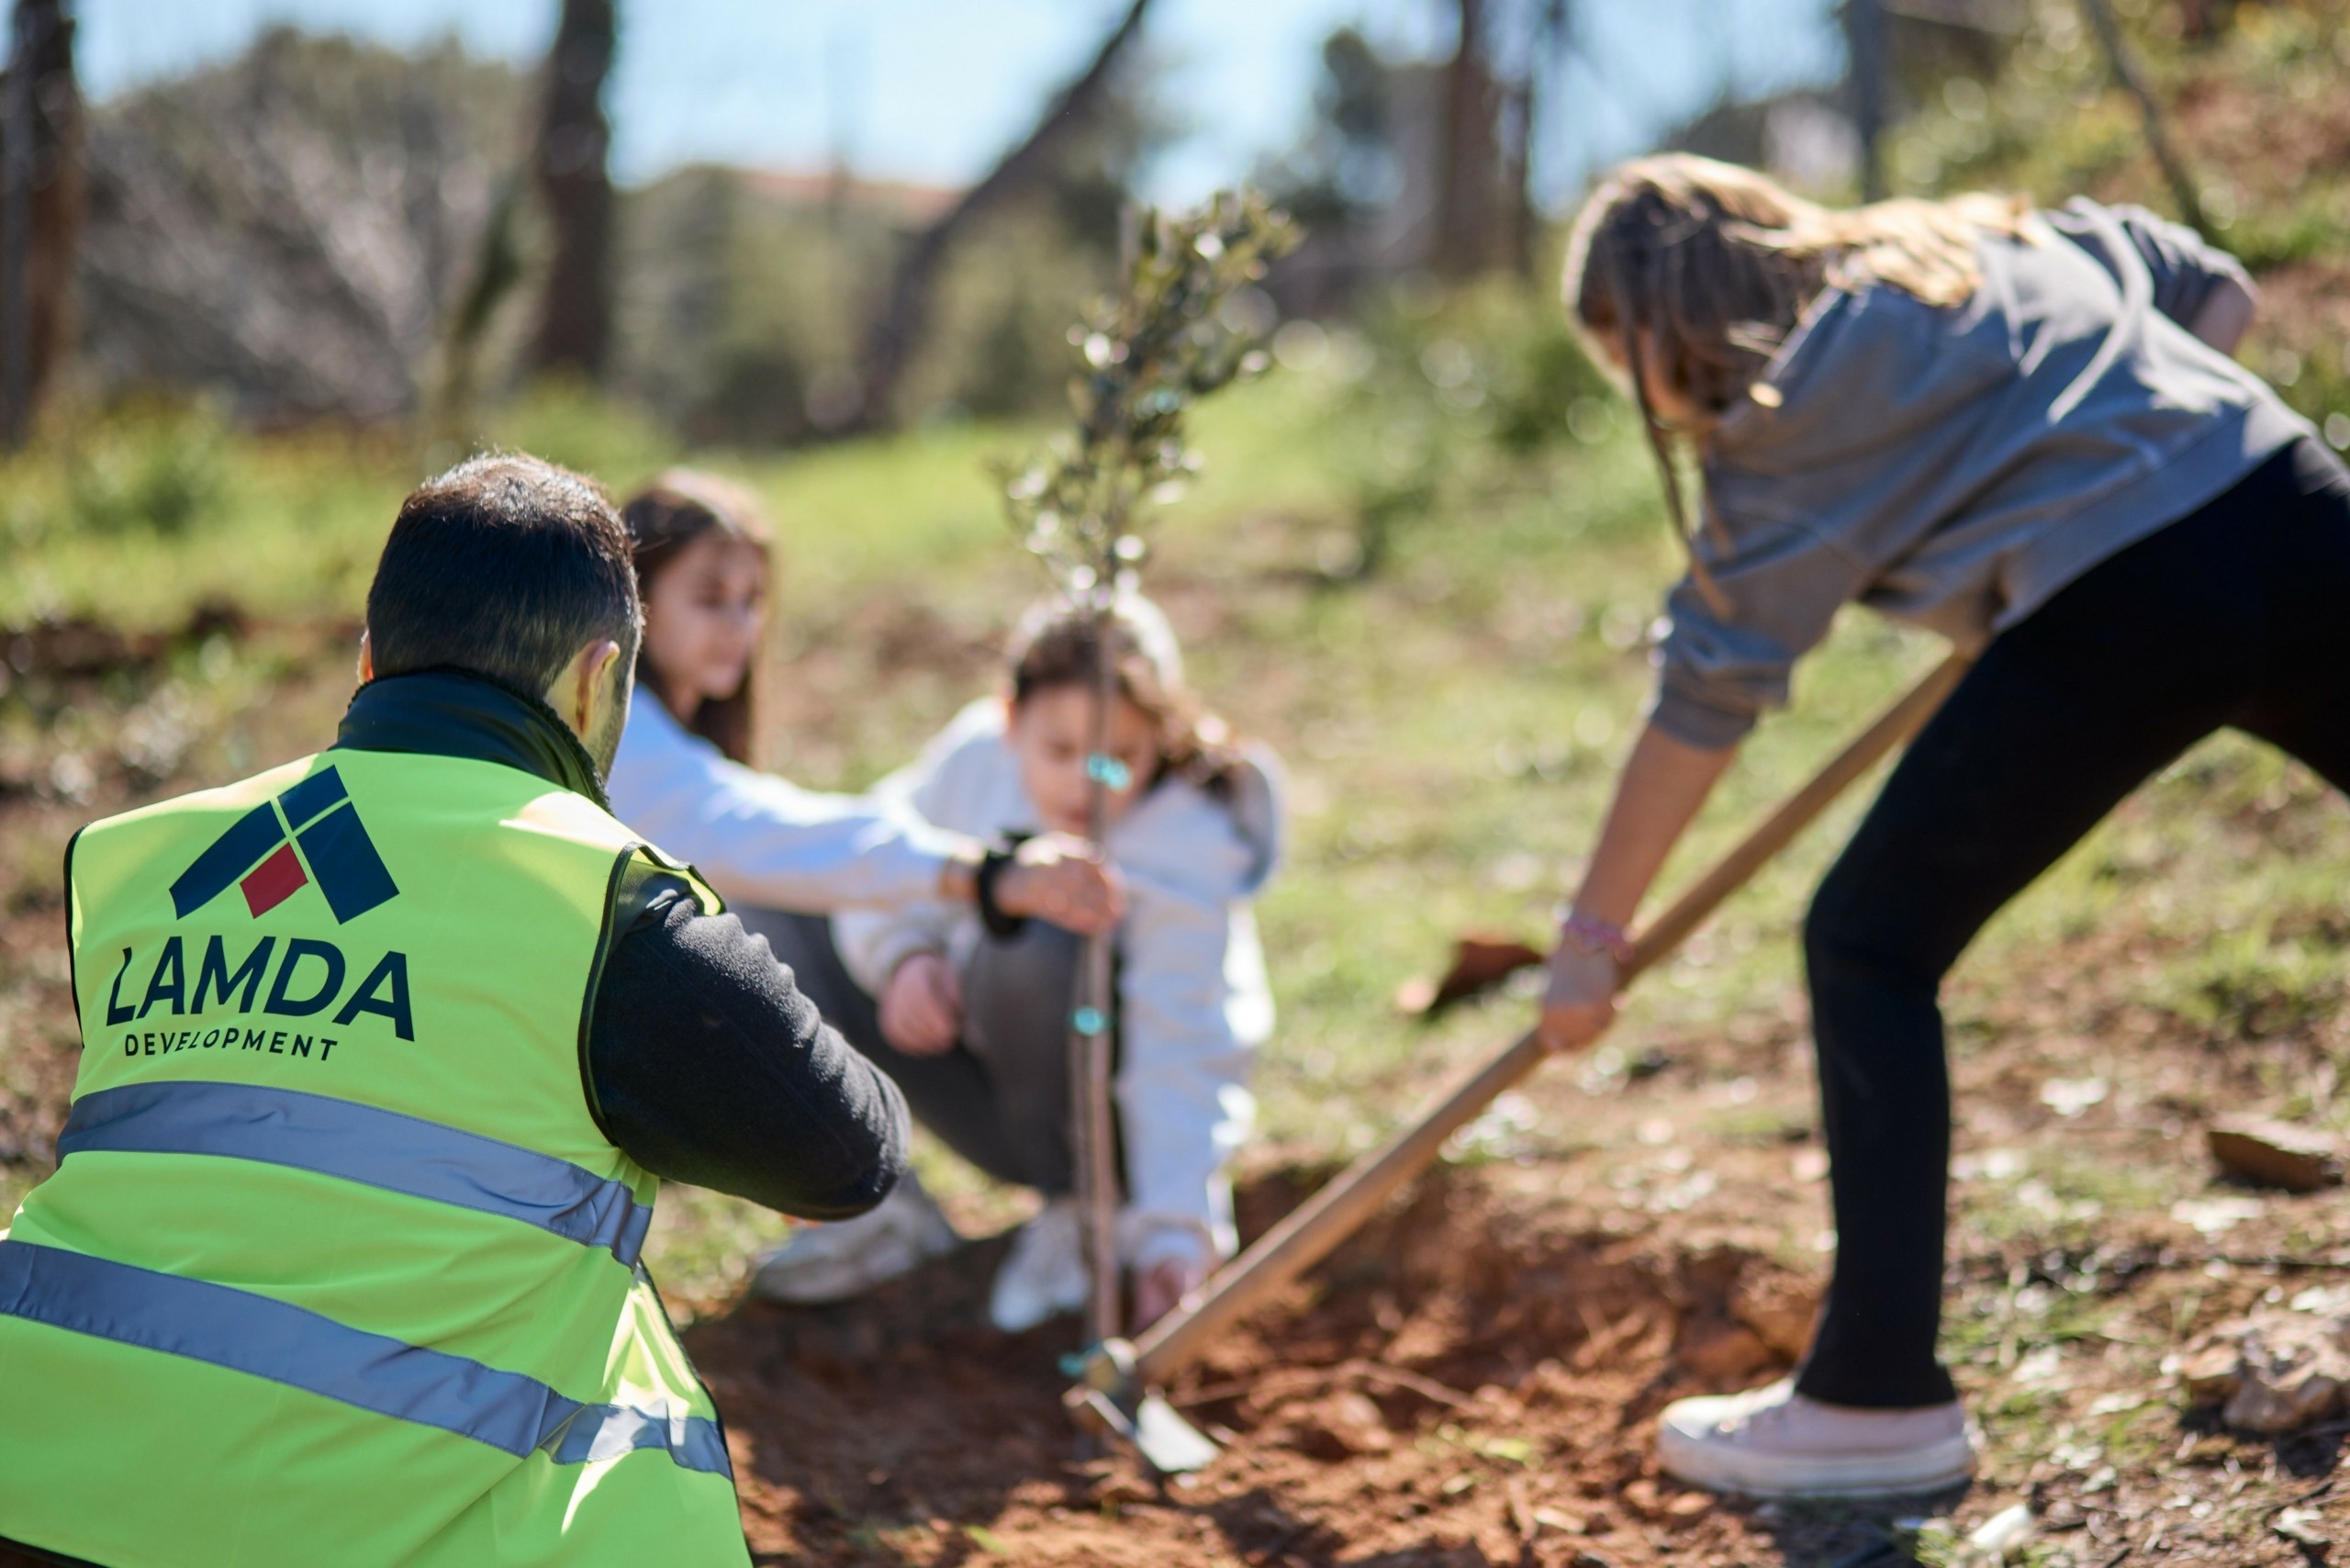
(604, 472, 1124, 1298)
(1532, 154, 2342, 1498)
(772, 594, 1282, 1333)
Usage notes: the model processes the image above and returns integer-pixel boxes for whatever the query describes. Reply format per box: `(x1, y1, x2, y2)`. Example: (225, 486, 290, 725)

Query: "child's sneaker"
(750, 1172, 959, 1305)
(1654, 1379, 1975, 1498)
(989, 1198, 1091, 1333)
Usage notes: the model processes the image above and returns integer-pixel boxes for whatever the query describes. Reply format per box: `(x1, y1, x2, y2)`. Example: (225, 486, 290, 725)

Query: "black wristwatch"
(974, 833, 1033, 939)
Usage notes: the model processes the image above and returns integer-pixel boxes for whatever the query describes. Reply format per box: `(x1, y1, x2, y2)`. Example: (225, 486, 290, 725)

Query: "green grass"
(6, 261, 2350, 1309)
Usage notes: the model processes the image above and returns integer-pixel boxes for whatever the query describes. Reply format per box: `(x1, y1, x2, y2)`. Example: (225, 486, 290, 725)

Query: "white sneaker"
(750, 1172, 959, 1305)
(1654, 1379, 1975, 1498)
(989, 1198, 1092, 1333)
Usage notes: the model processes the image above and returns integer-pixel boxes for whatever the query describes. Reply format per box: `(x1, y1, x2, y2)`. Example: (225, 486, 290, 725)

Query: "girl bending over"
(1536, 155, 2339, 1498)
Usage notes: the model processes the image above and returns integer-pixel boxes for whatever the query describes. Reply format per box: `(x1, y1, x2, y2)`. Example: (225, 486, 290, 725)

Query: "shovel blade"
(1133, 1394, 1219, 1473)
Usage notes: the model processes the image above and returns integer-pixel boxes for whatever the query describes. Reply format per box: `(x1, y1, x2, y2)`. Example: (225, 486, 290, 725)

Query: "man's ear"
(544, 637, 629, 743)
(356, 632, 375, 685)
(574, 638, 625, 734)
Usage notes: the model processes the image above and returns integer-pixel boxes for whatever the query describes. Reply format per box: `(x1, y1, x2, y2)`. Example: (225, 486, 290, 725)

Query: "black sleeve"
(586, 885, 910, 1220)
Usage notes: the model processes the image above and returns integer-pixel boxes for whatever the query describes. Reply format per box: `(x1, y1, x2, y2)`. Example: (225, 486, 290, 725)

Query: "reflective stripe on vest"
(58, 1081, 655, 1267)
(0, 1240, 730, 1477)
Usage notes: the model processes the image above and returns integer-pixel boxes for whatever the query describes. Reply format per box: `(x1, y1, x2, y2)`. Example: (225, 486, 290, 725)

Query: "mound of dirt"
(686, 1164, 1860, 1567)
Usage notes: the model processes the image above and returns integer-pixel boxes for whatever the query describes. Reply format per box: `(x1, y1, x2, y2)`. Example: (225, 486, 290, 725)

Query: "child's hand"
(1134, 1252, 1209, 1329)
(994, 834, 1126, 935)
(1537, 943, 1618, 1053)
(880, 952, 963, 1057)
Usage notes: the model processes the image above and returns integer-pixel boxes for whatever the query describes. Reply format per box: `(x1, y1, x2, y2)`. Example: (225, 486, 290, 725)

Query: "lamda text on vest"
(99, 933, 415, 1064)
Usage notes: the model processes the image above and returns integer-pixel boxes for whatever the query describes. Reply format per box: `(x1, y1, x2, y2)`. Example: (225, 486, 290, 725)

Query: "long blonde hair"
(1561, 154, 2030, 606)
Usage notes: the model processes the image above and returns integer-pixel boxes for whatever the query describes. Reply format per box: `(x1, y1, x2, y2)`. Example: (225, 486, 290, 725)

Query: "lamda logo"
(101, 765, 416, 1060)
(168, 766, 397, 923)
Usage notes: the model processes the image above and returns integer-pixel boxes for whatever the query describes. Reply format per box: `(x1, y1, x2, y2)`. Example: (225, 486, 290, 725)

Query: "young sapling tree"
(1001, 188, 1298, 1347)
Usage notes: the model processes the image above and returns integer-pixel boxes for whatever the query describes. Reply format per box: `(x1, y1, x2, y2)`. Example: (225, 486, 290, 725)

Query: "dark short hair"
(366, 454, 641, 696)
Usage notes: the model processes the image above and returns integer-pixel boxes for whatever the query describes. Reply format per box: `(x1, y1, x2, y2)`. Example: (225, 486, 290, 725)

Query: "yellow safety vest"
(0, 745, 751, 1567)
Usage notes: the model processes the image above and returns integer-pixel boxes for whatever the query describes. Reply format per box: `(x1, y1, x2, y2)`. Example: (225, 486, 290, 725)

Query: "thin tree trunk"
(1, 11, 28, 449)
(527, 0, 615, 379)
(1845, 0, 1889, 200)
(1501, 0, 1570, 280)
(1494, 14, 1532, 277)
(843, 0, 1156, 435)
(1074, 584, 1124, 1349)
(2076, 0, 2209, 238)
(428, 174, 529, 451)
(1432, 0, 1497, 279)
(1, 0, 76, 449)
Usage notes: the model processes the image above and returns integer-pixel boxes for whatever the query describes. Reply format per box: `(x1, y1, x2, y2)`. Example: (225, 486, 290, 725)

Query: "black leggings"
(1796, 438, 2350, 1408)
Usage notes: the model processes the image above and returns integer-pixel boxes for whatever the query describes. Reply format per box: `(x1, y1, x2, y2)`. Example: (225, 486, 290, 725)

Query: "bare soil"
(690, 980, 2350, 1567)
(698, 1164, 1854, 1568)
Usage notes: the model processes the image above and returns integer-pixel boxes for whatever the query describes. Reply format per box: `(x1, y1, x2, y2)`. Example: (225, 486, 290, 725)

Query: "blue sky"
(75, 0, 1845, 210)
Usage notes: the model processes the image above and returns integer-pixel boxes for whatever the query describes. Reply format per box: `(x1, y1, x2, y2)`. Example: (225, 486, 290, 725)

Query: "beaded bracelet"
(1556, 910, 1634, 966)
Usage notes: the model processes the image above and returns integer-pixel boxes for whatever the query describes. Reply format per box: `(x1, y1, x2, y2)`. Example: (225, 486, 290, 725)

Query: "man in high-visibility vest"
(0, 456, 918, 1567)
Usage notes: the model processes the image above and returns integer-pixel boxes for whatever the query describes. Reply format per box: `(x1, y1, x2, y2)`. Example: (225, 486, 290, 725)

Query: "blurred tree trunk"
(526, 0, 614, 379)
(1843, 0, 1889, 200)
(1497, 70, 1531, 278)
(1499, 0, 1570, 279)
(427, 174, 529, 451)
(2076, 0, 2208, 238)
(843, 0, 1156, 435)
(1432, 0, 1503, 279)
(2, 0, 80, 448)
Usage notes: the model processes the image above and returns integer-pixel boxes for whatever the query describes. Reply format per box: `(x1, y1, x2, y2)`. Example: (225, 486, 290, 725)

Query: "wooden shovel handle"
(1127, 654, 1970, 1390)
(1619, 652, 1970, 980)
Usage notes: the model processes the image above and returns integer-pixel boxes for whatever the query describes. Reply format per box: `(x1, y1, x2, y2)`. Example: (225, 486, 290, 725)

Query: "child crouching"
(756, 594, 1281, 1333)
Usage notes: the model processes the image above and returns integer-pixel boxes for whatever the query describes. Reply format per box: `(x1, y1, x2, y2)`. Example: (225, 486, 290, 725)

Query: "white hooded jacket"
(834, 699, 1282, 1269)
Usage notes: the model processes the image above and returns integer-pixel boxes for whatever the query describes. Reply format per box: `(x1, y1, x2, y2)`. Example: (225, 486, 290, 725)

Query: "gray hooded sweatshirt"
(1652, 198, 2311, 749)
